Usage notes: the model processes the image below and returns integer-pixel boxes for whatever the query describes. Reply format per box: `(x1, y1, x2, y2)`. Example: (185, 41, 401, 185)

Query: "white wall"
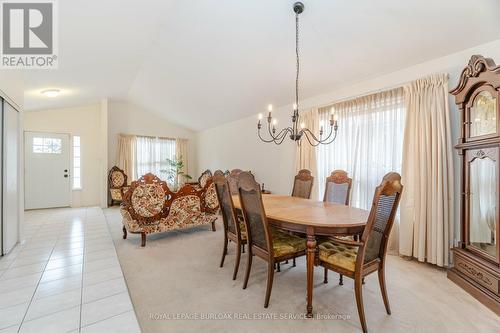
(107, 101, 198, 178)
(197, 38, 500, 244)
(24, 104, 107, 207)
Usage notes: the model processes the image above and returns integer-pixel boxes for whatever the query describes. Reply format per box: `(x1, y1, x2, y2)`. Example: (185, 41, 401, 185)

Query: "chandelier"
(257, 2, 338, 146)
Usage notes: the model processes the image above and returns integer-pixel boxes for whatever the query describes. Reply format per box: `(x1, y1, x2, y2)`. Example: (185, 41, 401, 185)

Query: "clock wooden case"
(449, 55, 500, 315)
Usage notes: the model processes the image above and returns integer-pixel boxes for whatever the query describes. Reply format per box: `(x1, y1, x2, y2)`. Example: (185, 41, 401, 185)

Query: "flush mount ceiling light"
(257, 2, 339, 146)
(41, 89, 60, 97)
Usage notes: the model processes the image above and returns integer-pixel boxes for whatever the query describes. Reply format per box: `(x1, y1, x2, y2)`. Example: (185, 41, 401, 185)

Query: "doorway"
(24, 132, 71, 209)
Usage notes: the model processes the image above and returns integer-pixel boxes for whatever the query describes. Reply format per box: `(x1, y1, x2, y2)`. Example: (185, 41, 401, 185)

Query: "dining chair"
(322, 169, 353, 284)
(323, 170, 352, 205)
(213, 170, 247, 280)
(291, 169, 314, 199)
(237, 172, 307, 308)
(317, 172, 402, 332)
(227, 169, 243, 195)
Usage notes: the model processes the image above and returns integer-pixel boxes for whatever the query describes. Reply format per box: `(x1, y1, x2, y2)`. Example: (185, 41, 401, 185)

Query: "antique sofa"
(109, 166, 130, 206)
(120, 173, 219, 247)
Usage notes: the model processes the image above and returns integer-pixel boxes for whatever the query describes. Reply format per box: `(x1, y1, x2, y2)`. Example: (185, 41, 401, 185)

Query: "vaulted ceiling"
(24, 0, 500, 130)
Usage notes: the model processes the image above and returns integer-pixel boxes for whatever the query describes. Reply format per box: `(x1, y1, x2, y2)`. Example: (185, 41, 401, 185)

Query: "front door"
(25, 132, 71, 209)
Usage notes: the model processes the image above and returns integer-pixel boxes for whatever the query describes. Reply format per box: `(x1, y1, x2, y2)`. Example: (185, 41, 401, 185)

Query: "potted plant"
(161, 156, 192, 191)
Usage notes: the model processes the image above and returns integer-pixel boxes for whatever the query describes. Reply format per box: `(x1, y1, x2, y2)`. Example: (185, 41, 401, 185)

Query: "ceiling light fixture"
(41, 89, 60, 97)
(257, 2, 338, 146)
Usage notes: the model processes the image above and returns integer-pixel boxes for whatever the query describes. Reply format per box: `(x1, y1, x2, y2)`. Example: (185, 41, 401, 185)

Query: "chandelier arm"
(258, 126, 292, 144)
(301, 130, 322, 147)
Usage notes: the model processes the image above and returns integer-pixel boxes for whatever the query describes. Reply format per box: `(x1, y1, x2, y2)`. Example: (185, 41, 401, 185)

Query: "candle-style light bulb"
(272, 118, 278, 126)
(333, 113, 339, 122)
(330, 107, 335, 115)
(300, 122, 305, 129)
(319, 120, 325, 129)
(293, 103, 298, 110)
(268, 104, 273, 112)
(258, 113, 263, 120)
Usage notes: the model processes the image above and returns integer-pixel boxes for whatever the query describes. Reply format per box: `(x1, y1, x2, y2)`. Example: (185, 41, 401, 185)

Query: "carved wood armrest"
(330, 237, 364, 247)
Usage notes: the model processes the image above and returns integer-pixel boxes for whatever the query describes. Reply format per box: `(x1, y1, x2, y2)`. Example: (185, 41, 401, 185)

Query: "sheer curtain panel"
(116, 134, 136, 180)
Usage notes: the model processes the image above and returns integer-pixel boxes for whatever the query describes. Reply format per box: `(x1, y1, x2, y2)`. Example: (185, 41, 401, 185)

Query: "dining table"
(231, 194, 370, 317)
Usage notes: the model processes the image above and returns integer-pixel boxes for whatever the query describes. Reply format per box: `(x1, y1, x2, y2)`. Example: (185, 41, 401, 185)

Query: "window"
(135, 136, 176, 183)
(73, 136, 81, 189)
(316, 88, 405, 210)
(33, 137, 62, 154)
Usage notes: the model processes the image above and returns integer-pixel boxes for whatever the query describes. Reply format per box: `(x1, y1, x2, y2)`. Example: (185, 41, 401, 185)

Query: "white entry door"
(25, 132, 71, 209)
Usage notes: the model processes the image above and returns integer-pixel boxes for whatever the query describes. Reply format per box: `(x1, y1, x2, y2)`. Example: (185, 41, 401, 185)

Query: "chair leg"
(285, 260, 289, 264)
(122, 226, 127, 239)
(323, 267, 328, 284)
(211, 221, 216, 232)
(354, 276, 368, 333)
(339, 274, 343, 285)
(264, 260, 275, 308)
(242, 248, 253, 289)
(277, 262, 281, 272)
(220, 236, 228, 268)
(141, 232, 146, 247)
(292, 258, 296, 267)
(362, 277, 365, 285)
(242, 244, 245, 253)
(378, 268, 391, 315)
(233, 242, 242, 280)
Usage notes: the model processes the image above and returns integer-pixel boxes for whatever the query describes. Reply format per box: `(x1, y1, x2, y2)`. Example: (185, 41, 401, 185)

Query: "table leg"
(306, 229, 316, 318)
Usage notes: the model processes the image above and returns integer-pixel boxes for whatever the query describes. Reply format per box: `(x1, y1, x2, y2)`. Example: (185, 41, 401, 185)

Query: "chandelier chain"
(295, 12, 300, 111)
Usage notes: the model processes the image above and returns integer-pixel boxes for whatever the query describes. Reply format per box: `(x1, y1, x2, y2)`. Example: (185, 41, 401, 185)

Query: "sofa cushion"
(131, 184, 166, 217)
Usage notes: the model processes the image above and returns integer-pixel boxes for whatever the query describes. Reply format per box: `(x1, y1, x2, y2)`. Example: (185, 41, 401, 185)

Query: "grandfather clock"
(449, 55, 500, 315)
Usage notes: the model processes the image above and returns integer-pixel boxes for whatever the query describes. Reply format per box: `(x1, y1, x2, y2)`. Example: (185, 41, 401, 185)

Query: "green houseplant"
(161, 156, 192, 191)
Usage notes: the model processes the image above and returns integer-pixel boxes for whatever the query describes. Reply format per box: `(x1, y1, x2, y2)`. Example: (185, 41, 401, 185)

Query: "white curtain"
(175, 138, 189, 186)
(116, 134, 136, 180)
(316, 88, 405, 252)
(295, 108, 319, 200)
(135, 136, 176, 182)
(400, 73, 454, 267)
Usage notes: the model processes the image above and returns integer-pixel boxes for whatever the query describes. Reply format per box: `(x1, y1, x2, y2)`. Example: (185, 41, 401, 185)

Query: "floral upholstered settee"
(120, 173, 219, 247)
(109, 166, 130, 205)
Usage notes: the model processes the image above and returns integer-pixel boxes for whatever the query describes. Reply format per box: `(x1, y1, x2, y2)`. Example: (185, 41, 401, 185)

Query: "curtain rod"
(311, 72, 449, 110)
(118, 133, 186, 141)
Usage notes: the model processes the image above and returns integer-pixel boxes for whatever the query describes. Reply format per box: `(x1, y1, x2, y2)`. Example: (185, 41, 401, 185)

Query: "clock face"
(470, 90, 497, 137)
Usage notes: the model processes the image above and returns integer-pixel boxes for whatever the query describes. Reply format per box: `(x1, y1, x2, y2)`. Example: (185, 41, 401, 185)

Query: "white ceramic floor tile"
(19, 306, 80, 333)
(82, 277, 127, 304)
(35, 275, 82, 299)
(45, 255, 83, 271)
(25, 289, 81, 321)
(0, 262, 47, 280)
(0, 324, 20, 333)
(81, 310, 140, 333)
(83, 257, 120, 273)
(83, 266, 123, 286)
(81, 292, 133, 327)
(40, 263, 82, 283)
(0, 285, 37, 309)
(0, 302, 29, 330)
(0, 272, 42, 294)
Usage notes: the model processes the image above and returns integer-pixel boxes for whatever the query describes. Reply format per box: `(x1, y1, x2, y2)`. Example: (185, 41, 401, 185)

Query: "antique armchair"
(108, 166, 130, 206)
(214, 170, 247, 280)
(317, 172, 403, 333)
(237, 172, 306, 308)
(120, 173, 218, 247)
(291, 169, 314, 199)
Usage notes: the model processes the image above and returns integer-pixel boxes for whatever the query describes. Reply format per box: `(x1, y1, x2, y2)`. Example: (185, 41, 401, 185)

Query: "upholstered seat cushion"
(318, 240, 358, 272)
(239, 221, 248, 241)
(271, 229, 306, 257)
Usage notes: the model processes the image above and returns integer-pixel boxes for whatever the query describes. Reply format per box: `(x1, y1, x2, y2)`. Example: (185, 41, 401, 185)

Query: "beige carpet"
(104, 208, 499, 333)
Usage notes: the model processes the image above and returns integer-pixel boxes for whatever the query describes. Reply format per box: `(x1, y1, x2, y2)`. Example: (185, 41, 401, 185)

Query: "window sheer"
(135, 136, 176, 182)
(316, 88, 405, 210)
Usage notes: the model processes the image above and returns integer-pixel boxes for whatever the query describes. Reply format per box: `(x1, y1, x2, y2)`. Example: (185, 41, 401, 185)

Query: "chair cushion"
(239, 222, 247, 241)
(318, 240, 358, 272)
(110, 188, 123, 201)
(271, 230, 306, 257)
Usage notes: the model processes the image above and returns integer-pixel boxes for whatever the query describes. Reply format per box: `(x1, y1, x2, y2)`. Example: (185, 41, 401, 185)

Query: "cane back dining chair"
(291, 169, 314, 199)
(213, 170, 247, 280)
(317, 172, 403, 333)
(322, 169, 353, 284)
(323, 170, 352, 205)
(237, 172, 307, 308)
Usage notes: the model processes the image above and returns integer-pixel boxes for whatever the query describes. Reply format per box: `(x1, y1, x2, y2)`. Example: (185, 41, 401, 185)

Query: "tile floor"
(0, 207, 141, 333)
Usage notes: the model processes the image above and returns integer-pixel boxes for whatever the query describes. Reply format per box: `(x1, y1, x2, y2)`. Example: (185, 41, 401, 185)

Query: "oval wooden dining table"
(231, 194, 370, 317)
